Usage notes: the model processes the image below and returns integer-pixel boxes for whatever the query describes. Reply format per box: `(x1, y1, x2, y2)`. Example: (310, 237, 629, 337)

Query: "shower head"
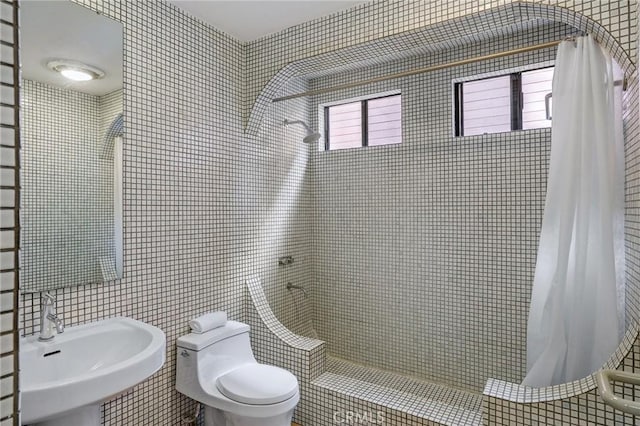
(283, 119, 321, 144)
(303, 132, 321, 144)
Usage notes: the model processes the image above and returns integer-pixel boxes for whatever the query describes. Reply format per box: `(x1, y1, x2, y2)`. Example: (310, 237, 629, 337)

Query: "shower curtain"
(523, 35, 624, 387)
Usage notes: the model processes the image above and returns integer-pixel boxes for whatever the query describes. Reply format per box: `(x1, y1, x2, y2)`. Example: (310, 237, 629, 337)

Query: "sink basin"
(21, 317, 166, 425)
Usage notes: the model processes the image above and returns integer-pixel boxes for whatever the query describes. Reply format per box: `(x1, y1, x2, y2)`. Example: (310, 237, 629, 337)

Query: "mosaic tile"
(0, 0, 19, 424)
(10, 1, 640, 425)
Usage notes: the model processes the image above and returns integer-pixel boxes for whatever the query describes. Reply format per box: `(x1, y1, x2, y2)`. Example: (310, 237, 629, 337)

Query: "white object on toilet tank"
(188, 311, 227, 334)
(179, 320, 247, 350)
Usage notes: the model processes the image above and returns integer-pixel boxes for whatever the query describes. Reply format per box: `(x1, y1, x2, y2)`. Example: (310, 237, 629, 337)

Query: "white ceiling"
(21, 1, 122, 96)
(169, 1, 370, 42)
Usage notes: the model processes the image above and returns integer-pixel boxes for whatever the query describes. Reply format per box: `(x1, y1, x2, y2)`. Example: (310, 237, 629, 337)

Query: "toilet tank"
(176, 321, 258, 398)
(177, 321, 252, 353)
(176, 320, 257, 391)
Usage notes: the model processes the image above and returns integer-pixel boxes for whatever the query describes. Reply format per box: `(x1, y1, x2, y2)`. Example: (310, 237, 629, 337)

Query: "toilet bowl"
(176, 320, 299, 426)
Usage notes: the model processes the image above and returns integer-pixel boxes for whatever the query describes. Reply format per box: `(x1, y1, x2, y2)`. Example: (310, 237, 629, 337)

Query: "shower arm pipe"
(283, 119, 313, 133)
(272, 39, 627, 103)
(286, 282, 307, 298)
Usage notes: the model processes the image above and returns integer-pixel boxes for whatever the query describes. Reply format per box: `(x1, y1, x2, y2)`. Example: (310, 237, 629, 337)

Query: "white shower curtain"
(523, 35, 624, 387)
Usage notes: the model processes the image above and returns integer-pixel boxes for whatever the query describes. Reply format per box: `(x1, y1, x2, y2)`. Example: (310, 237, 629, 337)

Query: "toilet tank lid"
(177, 320, 249, 351)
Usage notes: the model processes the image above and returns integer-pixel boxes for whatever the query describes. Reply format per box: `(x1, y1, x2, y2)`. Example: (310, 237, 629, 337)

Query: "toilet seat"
(216, 364, 298, 405)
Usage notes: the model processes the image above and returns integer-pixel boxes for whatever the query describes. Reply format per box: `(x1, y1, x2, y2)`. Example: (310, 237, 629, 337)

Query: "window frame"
(452, 62, 554, 137)
(319, 90, 402, 151)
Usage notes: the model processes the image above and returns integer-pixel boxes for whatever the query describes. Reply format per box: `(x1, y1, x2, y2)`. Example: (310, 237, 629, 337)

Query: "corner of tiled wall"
(0, 1, 20, 425)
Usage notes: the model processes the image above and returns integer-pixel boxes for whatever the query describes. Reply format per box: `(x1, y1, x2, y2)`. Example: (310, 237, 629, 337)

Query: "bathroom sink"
(21, 317, 166, 425)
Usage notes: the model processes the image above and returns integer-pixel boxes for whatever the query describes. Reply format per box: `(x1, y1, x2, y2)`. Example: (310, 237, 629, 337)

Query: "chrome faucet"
(286, 282, 307, 298)
(38, 293, 64, 341)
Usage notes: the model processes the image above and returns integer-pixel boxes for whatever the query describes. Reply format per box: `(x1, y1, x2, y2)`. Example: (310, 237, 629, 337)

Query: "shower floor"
(312, 356, 482, 426)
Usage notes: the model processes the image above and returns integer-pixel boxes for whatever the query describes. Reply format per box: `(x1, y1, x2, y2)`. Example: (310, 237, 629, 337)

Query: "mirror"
(20, 1, 124, 291)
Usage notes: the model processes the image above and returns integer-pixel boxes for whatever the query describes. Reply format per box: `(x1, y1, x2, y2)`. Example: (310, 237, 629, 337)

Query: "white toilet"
(176, 320, 299, 426)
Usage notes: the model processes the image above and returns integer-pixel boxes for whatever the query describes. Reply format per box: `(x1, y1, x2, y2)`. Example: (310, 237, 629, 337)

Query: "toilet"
(176, 320, 299, 426)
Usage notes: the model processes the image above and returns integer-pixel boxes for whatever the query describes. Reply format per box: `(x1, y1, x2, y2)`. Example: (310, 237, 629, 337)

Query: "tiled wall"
(248, 0, 638, 373)
(479, 50, 640, 424)
(625, 0, 640, 349)
(243, 75, 315, 339)
(13, 1, 640, 426)
(244, 0, 640, 423)
(18, 0, 314, 424)
(99, 89, 122, 139)
(97, 88, 123, 168)
(0, 0, 19, 424)
(308, 21, 573, 392)
(483, 320, 640, 425)
(19, 0, 248, 423)
(21, 80, 116, 290)
(245, 0, 636, 135)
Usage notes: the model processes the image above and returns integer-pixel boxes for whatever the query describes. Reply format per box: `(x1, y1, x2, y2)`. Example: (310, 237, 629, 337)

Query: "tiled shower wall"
(252, 75, 316, 339)
(0, 0, 19, 424)
(21, 80, 115, 290)
(245, 1, 637, 131)
(308, 21, 573, 392)
(247, 0, 638, 383)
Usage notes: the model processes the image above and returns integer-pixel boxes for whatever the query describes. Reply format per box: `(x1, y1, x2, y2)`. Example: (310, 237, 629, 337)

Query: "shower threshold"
(312, 356, 482, 426)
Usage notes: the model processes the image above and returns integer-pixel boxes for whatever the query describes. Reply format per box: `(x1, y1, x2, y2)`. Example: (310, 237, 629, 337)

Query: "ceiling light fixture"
(47, 59, 105, 82)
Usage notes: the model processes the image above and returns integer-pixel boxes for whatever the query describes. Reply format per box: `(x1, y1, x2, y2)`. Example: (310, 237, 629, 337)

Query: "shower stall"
(246, 3, 639, 424)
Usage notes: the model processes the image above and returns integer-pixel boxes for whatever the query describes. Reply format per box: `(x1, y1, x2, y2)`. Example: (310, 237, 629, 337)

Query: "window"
(454, 67, 554, 136)
(521, 68, 555, 130)
(323, 93, 402, 150)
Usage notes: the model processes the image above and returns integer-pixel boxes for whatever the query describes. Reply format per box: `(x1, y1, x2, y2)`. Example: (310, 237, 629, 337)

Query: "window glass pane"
(328, 101, 362, 150)
(462, 75, 511, 136)
(368, 95, 401, 146)
(522, 67, 553, 130)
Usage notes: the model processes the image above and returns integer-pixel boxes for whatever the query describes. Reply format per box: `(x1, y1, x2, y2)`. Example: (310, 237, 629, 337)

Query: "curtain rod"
(272, 39, 623, 103)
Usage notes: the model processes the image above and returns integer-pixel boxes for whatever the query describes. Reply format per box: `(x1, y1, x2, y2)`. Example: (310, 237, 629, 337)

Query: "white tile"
(0, 128, 14, 149)
(0, 333, 12, 354)
(0, 211, 13, 229)
(0, 23, 12, 45)
(0, 105, 14, 126)
(0, 375, 13, 396)
(0, 3, 14, 24)
(0, 147, 14, 167)
(0, 292, 11, 310)
(0, 396, 13, 421)
(0, 354, 13, 376)
(0, 64, 12, 86)
(0, 231, 13, 249)
(0, 272, 14, 291)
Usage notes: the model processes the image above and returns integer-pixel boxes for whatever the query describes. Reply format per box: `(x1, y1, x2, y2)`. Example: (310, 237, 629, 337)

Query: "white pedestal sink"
(20, 317, 166, 426)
